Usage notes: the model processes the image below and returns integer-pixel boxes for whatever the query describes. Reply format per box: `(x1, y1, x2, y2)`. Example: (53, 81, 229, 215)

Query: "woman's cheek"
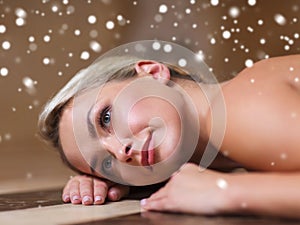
(127, 102, 150, 135)
(159, 114, 182, 160)
(121, 97, 183, 161)
(126, 98, 164, 134)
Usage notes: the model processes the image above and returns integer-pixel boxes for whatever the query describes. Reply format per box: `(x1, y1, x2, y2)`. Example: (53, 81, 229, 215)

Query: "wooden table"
(0, 189, 298, 225)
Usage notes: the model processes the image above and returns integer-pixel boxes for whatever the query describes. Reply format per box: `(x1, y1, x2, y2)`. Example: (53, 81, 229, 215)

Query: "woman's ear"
(135, 60, 170, 84)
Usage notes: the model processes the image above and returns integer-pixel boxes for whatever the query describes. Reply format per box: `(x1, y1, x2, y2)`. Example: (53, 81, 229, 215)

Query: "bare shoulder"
(212, 55, 300, 171)
(232, 54, 300, 83)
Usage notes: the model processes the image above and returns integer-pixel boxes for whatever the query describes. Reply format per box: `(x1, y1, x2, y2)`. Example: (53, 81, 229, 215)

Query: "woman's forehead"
(59, 108, 83, 165)
(59, 105, 99, 176)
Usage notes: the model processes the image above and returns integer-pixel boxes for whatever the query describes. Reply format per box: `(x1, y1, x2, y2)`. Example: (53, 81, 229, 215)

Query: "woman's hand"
(62, 175, 130, 205)
(140, 163, 232, 215)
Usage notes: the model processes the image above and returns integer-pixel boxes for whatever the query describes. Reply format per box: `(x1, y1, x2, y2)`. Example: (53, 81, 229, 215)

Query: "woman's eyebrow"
(89, 154, 98, 174)
(87, 105, 97, 138)
(89, 154, 107, 179)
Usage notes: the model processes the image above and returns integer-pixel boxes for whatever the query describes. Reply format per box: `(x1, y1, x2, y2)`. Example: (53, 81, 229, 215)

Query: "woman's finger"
(93, 179, 113, 204)
(68, 178, 82, 204)
(140, 195, 168, 211)
(62, 179, 71, 203)
(79, 176, 94, 205)
(107, 184, 130, 201)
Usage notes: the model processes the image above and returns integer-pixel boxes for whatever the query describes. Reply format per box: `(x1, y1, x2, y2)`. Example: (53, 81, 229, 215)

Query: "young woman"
(38, 41, 300, 219)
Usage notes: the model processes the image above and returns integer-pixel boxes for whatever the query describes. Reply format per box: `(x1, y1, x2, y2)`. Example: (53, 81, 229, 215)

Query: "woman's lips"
(141, 134, 155, 167)
(148, 137, 155, 165)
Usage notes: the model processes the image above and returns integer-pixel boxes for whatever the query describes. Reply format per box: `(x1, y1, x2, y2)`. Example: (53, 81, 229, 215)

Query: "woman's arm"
(141, 163, 300, 219)
(226, 170, 300, 218)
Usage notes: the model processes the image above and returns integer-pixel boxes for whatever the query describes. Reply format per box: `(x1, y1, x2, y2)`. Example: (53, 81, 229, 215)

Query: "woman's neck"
(172, 77, 230, 164)
(173, 78, 228, 139)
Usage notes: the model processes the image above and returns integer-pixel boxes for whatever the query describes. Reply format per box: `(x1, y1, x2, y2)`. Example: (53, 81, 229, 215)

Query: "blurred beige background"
(1, 0, 299, 192)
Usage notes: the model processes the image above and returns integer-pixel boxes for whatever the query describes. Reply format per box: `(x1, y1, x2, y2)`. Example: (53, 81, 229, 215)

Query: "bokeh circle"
(72, 40, 226, 185)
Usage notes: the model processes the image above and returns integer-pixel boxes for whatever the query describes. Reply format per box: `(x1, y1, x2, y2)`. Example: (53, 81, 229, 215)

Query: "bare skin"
(62, 175, 129, 205)
(141, 163, 300, 218)
(60, 55, 300, 218)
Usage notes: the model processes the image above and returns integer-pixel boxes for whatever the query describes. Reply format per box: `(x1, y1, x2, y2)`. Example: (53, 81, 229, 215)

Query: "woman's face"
(59, 62, 199, 185)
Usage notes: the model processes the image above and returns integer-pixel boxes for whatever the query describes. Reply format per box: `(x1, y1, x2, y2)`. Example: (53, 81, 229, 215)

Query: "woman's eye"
(103, 157, 112, 170)
(102, 111, 111, 125)
(99, 107, 111, 128)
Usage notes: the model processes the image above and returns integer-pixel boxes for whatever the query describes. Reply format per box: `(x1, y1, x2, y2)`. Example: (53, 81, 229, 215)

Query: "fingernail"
(94, 196, 102, 203)
(140, 199, 147, 206)
(82, 196, 92, 204)
(72, 195, 80, 202)
(63, 195, 70, 202)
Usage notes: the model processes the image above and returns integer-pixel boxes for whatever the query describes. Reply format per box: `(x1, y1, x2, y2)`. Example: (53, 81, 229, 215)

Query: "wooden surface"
(0, 189, 62, 212)
(0, 189, 299, 225)
(80, 213, 300, 225)
(0, 189, 140, 225)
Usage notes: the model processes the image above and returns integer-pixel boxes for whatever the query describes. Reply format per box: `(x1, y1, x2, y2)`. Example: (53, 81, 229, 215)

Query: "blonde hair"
(38, 56, 141, 149)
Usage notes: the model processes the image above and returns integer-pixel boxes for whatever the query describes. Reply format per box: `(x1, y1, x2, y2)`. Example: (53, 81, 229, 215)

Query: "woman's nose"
(102, 137, 133, 163)
(116, 145, 133, 163)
